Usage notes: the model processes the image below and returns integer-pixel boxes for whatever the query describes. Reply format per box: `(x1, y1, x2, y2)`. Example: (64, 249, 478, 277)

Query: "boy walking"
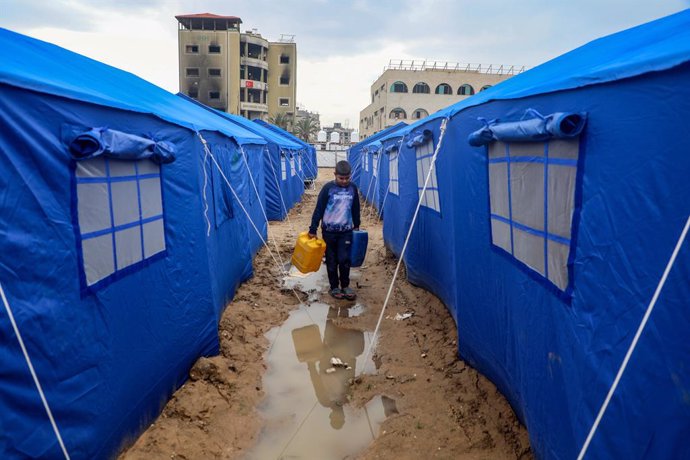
(309, 160, 361, 300)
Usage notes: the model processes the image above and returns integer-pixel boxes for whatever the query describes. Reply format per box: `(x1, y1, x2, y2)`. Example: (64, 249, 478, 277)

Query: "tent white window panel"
(76, 157, 165, 286)
(415, 139, 441, 212)
(488, 138, 579, 291)
(281, 155, 287, 180)
(364, 152, 369, 172)
(389, 152, 399, 196)
(290, 155, 296, 177)
(298, 154, 302, 172)
(373, 153, 379, 177)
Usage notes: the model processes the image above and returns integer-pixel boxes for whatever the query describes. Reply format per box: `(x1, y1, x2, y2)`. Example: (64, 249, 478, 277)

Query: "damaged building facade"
(176, 13, 297, 123)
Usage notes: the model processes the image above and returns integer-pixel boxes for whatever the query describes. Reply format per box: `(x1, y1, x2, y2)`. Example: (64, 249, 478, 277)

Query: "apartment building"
(359, 60, 523, 139)
(176, 13, 297, 122)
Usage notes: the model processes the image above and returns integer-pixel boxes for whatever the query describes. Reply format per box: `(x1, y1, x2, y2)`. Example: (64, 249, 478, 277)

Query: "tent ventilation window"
(414, 136, 441, 213)
(281, 154, 287, 180)
(388, 150, 399, 196)
(372, 152, 379, 177)
(290, 155, 296, 177)
(75, 157, 166, 287)
(471, 110, 587, 292)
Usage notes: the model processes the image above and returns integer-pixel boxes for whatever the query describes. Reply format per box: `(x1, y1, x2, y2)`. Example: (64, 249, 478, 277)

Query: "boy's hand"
(354, 227, 360, 231)
(308, 233, 316, 239)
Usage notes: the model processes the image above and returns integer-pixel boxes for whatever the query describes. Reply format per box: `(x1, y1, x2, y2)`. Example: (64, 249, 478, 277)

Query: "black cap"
(335, 160, 351, 175)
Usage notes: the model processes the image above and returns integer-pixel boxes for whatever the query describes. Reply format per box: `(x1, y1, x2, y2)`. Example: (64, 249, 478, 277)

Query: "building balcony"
(240, 34, 269, 48)
(240, 102, 268, 112)
(241, 79, 267, 91)
(241, 56, 268, 70)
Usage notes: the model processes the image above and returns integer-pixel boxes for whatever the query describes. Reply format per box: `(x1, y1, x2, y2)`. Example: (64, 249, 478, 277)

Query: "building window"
(185, 45, 199, 54)
(280, 54, 290, 64)
(208, 68, 222, 77)
(209, 91, 220, 99)
(435, 83, 452, 95)
(412, 108, 429, 120)
(75, 157, 165, 287)
(488, 138, 581, 291)
(412, 82, 430, 94)
(188, 87, 199, 98)
(458, 84, 475, 95)
(280, 98, 290, 107)
(480, 85, 492, 91)
(389, 108, 406, 119)
(185, 68, 200, 77)
(415, 139, 441, 213)
(280, 75, 290, 85)
(208, 44, 221, 53)
(390, 81, 408, 93)
(389, 151, 399, 196)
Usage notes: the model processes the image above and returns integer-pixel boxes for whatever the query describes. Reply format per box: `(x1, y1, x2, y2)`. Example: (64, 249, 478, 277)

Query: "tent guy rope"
(362, 117, 450, 372)
(577, 214, 690, 460)
(0, 281, 71, 460)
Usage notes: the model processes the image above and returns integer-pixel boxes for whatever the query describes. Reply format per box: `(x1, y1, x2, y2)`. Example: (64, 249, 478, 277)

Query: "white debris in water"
(330, 357, 348, 368)
(394, 312, 414, 320)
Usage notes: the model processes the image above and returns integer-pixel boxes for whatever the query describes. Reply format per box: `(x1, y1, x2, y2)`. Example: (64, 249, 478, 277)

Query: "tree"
(268, 112, 292, 131)
(294, 115, 319, 142)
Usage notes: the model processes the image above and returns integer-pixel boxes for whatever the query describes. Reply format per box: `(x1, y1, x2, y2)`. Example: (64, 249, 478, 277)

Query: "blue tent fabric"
(379, 10, 690, 459)
(176, 93, 302, 223)
(254, 119, 319, 181)
(0, 28, 266, 459)
(347, 122, 407, 187)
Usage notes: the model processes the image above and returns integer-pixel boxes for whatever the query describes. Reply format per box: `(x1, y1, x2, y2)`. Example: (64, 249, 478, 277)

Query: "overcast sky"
(2, 1, 689, 128)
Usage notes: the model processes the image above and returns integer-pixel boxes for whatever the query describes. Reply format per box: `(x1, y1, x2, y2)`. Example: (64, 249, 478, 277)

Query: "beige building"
(359, 60, 524, 139)
(176, 13, 297, 122)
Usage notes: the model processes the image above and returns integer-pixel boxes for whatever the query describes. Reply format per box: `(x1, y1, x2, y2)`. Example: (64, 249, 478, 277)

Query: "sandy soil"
(120, 168, 532, 460)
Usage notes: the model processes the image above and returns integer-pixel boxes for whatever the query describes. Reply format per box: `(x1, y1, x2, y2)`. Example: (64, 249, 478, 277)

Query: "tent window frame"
(415, 139, 441, 213)
(389, 151, 399, 196)
(74, 157, 166, 290)
(487, 138, 581, 293)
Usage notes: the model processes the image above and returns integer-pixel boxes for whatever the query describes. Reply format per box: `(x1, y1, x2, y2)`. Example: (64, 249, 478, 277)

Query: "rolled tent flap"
(468, 110, 587, 146)
(406, 129, 433, 148)
(384, 144, 399, 154)
(63, 125, 176, 163)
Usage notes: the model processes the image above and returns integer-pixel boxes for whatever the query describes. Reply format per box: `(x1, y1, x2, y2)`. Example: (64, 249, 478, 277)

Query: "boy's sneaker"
(329, 288, 344, 299)
(342, 287, 356, 300)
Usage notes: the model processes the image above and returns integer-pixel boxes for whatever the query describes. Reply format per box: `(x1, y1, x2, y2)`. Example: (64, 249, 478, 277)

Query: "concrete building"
(314, 122, 355, 151)
(176, 13, 297, 121)
(359, 60, 524, 139)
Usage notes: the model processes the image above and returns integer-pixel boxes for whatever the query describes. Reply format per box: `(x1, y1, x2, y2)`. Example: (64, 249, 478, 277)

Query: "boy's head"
(334, 160, 351, 187)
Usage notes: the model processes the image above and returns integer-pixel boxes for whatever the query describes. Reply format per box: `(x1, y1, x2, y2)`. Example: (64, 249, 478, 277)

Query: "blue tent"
(0, 28, 268, 459)
(254, 119, 319, 181)
(176, 94, 303, 223)
(369, 133, 405, 220)
(347, 122, 407, 188)
(381, 11, 690, 458)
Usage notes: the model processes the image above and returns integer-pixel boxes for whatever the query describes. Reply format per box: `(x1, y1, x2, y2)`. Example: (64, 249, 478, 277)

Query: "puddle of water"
(245, 302, 391, 460)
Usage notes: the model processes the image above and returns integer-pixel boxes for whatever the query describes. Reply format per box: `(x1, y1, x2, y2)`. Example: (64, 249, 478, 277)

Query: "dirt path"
(120, 168, 531, 460)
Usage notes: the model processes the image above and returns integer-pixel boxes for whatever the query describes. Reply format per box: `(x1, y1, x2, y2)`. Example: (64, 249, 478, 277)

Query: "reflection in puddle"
(245, 303, 393, 460)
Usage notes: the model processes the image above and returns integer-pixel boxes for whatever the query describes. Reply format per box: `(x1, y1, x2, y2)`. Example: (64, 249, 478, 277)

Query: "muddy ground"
(120, 168, 532, 460)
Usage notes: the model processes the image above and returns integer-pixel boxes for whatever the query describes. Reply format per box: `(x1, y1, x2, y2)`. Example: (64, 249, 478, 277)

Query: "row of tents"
(0, 28, 316, 459)
(349, 10, 690, 459)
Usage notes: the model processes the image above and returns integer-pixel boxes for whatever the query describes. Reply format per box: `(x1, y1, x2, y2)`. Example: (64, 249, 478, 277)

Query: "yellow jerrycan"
(291, 231, 327, 273)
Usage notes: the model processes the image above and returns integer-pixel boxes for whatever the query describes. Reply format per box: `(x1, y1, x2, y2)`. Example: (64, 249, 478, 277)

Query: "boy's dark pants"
(322, 231, 353, 290)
